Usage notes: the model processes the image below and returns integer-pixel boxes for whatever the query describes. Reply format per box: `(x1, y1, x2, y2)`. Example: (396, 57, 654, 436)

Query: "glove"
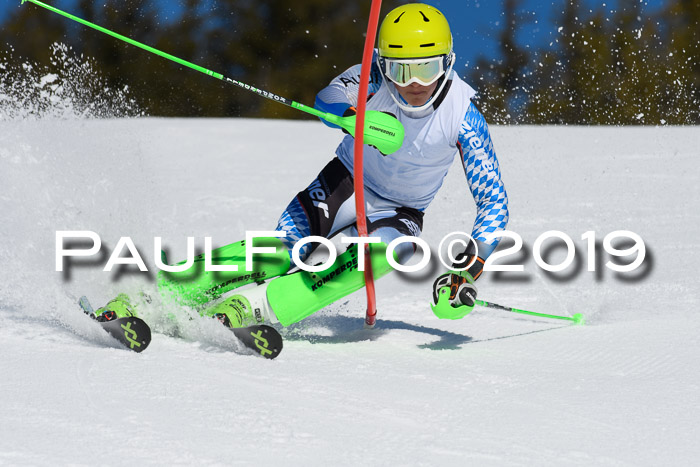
(451, 247, 486, 282)
(432, 270, 478, 309)
(340, 106, 357, 134)
(438, 243, 486, 307)
(431, 241, 487, 319)
(341, 107, 395, 156)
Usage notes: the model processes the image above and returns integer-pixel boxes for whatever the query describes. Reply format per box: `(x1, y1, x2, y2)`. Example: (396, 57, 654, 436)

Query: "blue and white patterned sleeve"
(458, 103, 509, 259)
(314, 51, 384, 129)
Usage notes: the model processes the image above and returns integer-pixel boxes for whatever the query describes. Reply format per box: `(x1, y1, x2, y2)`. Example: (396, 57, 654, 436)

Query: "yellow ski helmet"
(377, 4, 455, 112)
(377, 3, 453, 59)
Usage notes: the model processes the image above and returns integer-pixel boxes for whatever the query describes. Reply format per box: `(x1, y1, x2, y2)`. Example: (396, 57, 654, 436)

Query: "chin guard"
(430, 286, 475, 320)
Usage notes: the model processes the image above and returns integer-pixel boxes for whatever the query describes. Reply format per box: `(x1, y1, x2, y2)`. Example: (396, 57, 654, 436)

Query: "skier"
(94, 3, 509, 330)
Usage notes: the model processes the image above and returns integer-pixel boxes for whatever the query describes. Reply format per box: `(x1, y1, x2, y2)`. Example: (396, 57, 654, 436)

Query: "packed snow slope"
(1, 117, 699, 466)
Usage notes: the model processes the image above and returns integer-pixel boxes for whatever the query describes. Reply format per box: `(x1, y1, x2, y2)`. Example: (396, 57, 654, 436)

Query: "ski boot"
(202, 290, 284, 359)
(93, 293, 138, 322)
(204, 295, 260, 328)
(203, 285, 275, 328)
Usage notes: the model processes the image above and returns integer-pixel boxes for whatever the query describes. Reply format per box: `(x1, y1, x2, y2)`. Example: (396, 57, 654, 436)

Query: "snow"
(1, 117, 699, 465)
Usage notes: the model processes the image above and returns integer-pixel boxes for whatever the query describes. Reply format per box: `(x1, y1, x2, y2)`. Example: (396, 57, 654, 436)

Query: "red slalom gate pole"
(354, 0, 383, 328)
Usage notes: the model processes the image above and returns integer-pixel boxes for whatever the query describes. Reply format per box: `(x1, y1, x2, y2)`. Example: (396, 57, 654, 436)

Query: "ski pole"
(431, 289, 584, 324)
(475, 299, 585, 324)
(21, 0, 405, 155)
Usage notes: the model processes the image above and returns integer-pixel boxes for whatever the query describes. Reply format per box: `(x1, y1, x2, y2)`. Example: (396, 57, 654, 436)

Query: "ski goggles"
(380, 55, 448, 87)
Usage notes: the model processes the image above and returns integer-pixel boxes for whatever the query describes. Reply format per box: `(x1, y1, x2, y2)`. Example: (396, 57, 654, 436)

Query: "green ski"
(79, 296, 152, 352)
(230, 325, 283, 360)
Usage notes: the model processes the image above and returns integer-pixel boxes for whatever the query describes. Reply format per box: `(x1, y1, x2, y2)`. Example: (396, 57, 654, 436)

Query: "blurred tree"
(534, 0, 698, 125)
(206, 0, 405, 119)
(520, 0, 588, 124)
(3, 0, 695, 123)
(659, 0, 700, 123)
(0, 2, 69, 64)
(1, 0, 404, 118)
(467, 0, 698, 125)
(467, 0, 529, 123)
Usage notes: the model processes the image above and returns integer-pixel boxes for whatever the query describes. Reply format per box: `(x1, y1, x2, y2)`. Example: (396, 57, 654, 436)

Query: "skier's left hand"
(432, 270, 477, 308)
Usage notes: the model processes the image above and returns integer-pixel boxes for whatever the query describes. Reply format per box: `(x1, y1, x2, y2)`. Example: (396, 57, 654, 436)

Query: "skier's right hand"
(341, 106, 357, 135)
(341, 107, 393, 156)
